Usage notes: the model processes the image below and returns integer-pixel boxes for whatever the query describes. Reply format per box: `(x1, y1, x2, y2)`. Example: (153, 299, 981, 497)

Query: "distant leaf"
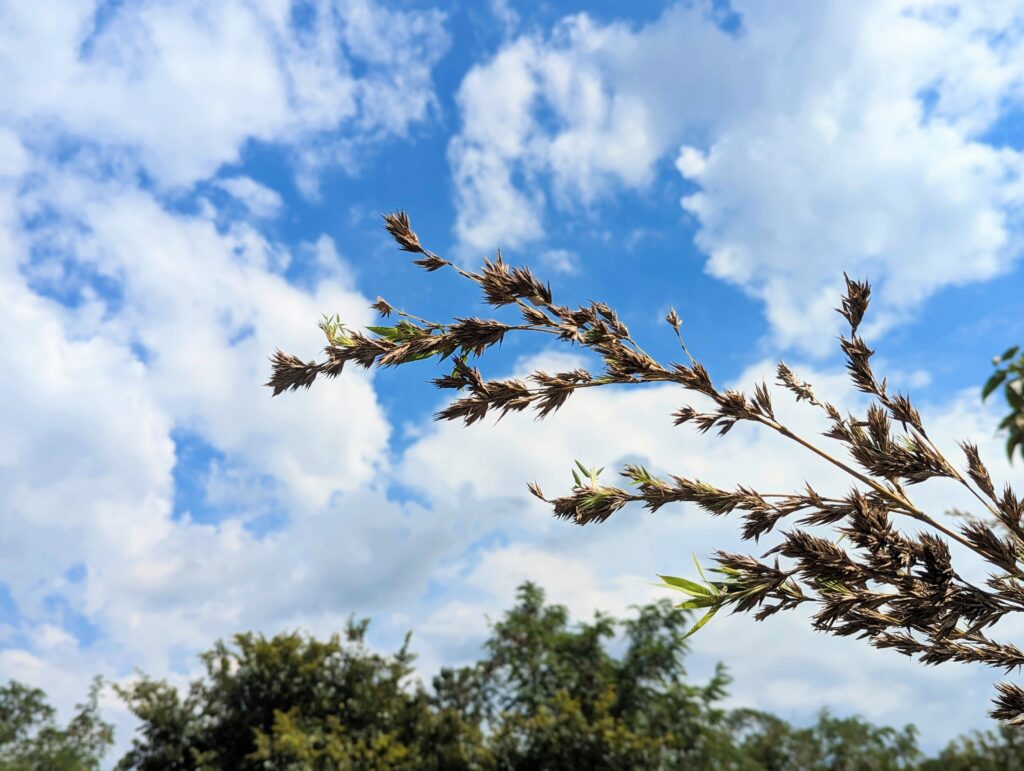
(983, 370, 1008, 400)
(1009, 431, 1024, 462)
(1006, 382, 1024, 411)
(1000, 345, 1020, 363)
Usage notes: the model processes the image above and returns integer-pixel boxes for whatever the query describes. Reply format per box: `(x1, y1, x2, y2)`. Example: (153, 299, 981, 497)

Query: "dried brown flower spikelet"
(665, 307, 681, 331)
(992, 682, 1024, 725)
(371, 297, 394, 317)
(776, 362, 821, 407)
(836, 272, 870, 334)
(266, 350, 320, 396)
(382, 211, 423, 253)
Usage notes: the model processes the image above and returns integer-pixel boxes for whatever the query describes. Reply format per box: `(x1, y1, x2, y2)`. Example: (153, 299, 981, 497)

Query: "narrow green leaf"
(676, 598, 717, 610)
(658, 575, 711, 597)
(982, 370, 1008, 400)
(1000, 345, 1020, 363)
(681, 606, 720, 640)
(692, 554, 708, 584)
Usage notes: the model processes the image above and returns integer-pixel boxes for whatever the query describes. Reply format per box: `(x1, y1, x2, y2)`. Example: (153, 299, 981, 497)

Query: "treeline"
(4, 583, 1024, 770)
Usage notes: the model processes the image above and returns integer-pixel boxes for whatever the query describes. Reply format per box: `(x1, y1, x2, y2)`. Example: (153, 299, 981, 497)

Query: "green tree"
(0, 678, 113, 770)
(443, 582, 736, 769)
(726, 708, 920, 770)
(114, 581, 945, 770)
(923, 725, 1024, 770)
(115, 584, 736, 770)
(115, 618, 485, 770)
(983, 345, 1024, 462)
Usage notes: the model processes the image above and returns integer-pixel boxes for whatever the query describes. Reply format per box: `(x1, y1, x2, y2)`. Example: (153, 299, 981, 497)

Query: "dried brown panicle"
(270, 209, 1024, 726)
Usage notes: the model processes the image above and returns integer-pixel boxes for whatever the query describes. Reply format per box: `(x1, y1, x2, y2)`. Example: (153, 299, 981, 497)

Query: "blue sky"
(3, 0, 1024, 757)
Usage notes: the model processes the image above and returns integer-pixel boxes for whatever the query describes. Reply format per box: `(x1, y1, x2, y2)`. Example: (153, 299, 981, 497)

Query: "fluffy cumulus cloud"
(0, 0, 448, 190)
(450, 0, 1024, 352)
(0, 164, 420, 669)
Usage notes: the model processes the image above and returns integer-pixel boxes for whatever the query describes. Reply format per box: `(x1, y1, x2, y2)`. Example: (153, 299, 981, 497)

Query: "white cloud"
(538, 247, 580, 274)
(449, 0, 1024, 353)
(215, 176, 283, 220)
(0, 129, 28, 178)
(0, 0, 448, 189)
(488, 0, 520, 37)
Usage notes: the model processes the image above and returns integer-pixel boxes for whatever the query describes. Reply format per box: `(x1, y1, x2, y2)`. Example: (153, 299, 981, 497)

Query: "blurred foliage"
(920, 725, 1024, 770)
(983, 345, 1024, 462)
(0, 678, 112, 770)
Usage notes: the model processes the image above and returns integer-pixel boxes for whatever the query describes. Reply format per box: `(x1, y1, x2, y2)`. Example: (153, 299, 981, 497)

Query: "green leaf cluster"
(983, 345, 1024, 461)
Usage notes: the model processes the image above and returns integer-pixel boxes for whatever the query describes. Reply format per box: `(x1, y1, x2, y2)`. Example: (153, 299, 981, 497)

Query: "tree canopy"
(0, 678, 112, 770)
(9, 582, 1024, 768)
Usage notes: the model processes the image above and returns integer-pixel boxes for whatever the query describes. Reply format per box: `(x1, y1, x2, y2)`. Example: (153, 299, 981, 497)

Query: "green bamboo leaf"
(982, 369, 1008, 400)
(692, 554, 708, 584)
(658, 575, 711, 597)
(681, 606, 720, 640)
(676, 597, 717, 610)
